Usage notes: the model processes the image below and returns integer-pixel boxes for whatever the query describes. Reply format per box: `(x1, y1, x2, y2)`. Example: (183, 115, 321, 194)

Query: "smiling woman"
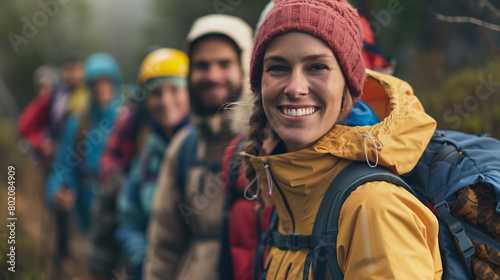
(261, 32, 351, 152)
(242, 0, 442, 279)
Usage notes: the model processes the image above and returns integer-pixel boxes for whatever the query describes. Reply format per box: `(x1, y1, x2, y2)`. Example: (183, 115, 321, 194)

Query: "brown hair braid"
(243, 92, 268, 209)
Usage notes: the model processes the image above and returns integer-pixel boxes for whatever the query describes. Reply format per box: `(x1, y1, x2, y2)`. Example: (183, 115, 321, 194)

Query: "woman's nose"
(284, 70, 308, 98)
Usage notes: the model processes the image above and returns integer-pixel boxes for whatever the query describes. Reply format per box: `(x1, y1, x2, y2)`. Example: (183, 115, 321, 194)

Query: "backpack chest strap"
(263, 230, 337, 251)
(262, 229, 338, 279)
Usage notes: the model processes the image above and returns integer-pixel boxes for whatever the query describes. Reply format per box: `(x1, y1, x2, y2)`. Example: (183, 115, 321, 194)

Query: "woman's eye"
(266, 65, 288, 72)
(310, 64, 328, 71)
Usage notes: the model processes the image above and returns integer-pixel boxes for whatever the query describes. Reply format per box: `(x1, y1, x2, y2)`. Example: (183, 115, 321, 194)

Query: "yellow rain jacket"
(246, 69, 443, 279)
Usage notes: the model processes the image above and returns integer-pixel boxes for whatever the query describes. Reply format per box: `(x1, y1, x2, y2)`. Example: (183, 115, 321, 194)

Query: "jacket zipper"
(264, 163, 296, 280)
(267, 166, 295, 232)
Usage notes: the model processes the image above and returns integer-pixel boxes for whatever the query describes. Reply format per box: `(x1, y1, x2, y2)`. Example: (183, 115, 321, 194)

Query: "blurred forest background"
(1, 0, 499, 135)
(0, 0, 499, 279)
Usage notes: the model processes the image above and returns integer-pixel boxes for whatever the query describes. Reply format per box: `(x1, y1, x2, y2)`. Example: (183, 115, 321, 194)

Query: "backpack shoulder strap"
(308, 161, 414, 280)
(257, 161, 413, 280)
(178, 126, 199, 198)
(228, 136, 246, 203)
(254, 207, 278, 280)
(75, 111, 90, 159)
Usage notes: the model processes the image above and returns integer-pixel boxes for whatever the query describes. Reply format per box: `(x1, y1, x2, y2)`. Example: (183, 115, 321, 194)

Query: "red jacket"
(221, 134, 273, 280)
(18, 93, 51, 150)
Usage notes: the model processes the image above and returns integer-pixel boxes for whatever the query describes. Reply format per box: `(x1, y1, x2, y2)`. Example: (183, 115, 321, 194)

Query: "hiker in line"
(46, 52, 122, 234)
(98, 45, 167, 184)
(86, 46, 164, 280)
(143, 14, 253, 280)
(115, 48, 191, 279)
(18, 54, 88, 170)
(18, 65, 59, 167)
(33, 53, 89, 275)
(242, 0, 442, 278)
(219, 1, 398, 279)
(47, 54, 89, 153)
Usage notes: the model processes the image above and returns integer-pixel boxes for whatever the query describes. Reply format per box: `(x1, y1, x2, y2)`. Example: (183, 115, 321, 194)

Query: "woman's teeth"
(282, 107, 317, 117)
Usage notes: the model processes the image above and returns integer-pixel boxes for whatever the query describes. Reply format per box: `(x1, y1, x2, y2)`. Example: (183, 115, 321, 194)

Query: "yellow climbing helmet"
(137, 48, 189, 86)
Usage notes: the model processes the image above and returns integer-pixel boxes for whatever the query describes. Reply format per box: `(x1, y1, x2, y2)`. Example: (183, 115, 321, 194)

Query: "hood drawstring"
(363, 134, 383, 168)
(241, 152, 275, 199)
(244, 175, 260, 200)
(264, 163, 275, 195)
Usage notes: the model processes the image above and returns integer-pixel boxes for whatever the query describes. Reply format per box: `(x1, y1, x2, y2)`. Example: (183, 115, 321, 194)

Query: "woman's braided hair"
(243, 92, 268, 209)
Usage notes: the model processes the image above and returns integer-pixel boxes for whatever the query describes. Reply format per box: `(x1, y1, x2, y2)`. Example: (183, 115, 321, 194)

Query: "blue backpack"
(401, 130, 500, 279)
(259, 130, 500, 280)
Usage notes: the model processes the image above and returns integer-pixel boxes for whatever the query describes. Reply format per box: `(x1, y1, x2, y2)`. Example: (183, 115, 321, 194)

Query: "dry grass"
(0, 118, 88, 280)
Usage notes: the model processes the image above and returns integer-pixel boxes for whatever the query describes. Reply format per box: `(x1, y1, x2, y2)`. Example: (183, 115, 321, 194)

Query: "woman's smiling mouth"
(279, 106, 319, 117)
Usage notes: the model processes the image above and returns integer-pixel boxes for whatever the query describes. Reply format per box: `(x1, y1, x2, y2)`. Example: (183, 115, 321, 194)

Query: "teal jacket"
(115, 132, 167, 274)
(116, 114, 189, 276)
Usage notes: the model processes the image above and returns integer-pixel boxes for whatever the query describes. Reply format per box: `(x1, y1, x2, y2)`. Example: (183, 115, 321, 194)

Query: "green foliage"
(419, 58, 500, 138)
(0, 0, 92, 107)
(354, 0, 500, 138)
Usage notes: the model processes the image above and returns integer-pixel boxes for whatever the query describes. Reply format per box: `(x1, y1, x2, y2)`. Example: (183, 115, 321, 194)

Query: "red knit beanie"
(250, 0, 365, 98)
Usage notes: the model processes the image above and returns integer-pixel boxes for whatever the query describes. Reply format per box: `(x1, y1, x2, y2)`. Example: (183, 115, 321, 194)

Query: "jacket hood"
(313, 69, 437, 175)
(246, 69, 437, 195)
(185, 14, 253, 132)
(85, 52, 123, 88)
(84, 52, 123, 119)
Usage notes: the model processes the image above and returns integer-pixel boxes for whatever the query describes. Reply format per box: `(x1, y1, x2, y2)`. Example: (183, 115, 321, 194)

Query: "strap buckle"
(270, 231, 311, 250)
(435, 202, 475, 259)
(449, 221, 475, 258)
(285, 233, 307, 250)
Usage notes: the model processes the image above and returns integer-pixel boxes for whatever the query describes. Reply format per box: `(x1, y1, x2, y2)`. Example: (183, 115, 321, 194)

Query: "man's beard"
(189, 81, 242, 117)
